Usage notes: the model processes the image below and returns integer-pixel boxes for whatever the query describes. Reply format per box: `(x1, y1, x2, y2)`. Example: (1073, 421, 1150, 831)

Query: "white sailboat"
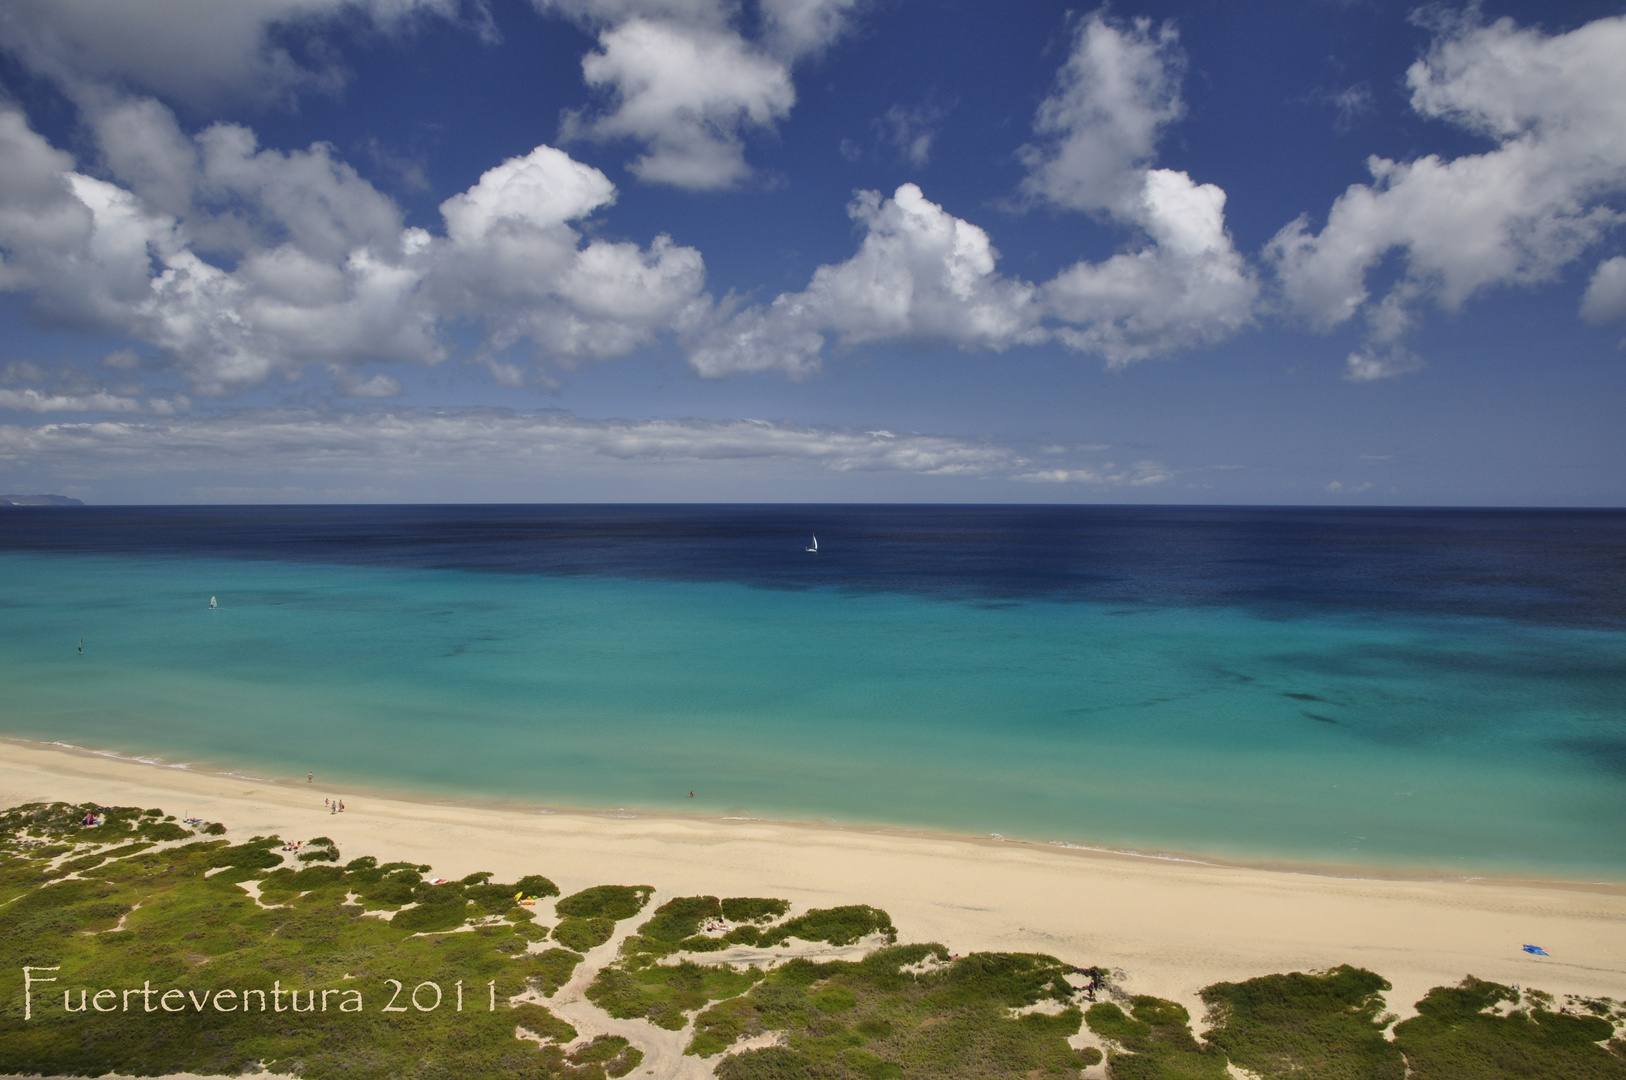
(209, 596, 217, 610)
(805, 534, 818, 553)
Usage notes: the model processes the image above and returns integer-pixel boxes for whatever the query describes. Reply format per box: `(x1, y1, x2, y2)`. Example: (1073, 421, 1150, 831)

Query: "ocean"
(2, 505, 1623, 879)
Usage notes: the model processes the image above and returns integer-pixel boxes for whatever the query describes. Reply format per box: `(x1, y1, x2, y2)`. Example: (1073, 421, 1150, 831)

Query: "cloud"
(0, 388, 146, 414)
(1020, 11, 1256, 365)
(758, 0, 863, 61)
(1268, 12, 1626, 376)
(328, 368, 404, 398)
(0, 363, 190, 415)
(875, 101, 949, 167)
(0, 407, 1182, 497)
(1581, 256, 1626, 330)
(687, 184, 1043, 377)
(540, 0, 860, 190)
(0, 408, 1021, 479)
(1344, 346, 1423, 383)
(430, 143, 708, 363)
(1328, 84, 1374, 133)
(562, 17, 795, 189)
(1012, 460, 1172, 486)
(0, 0, 481, 108)
(1042, 168, 1257, 366)
(1018, 12, 1185, 216)
(0, 101, 708, 394)
(683, 12, 1256, 377)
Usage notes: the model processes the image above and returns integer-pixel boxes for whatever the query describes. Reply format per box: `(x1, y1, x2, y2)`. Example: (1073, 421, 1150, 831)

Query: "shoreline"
(4, 736, 1625, 1030)
(11, 735, 1624, 893)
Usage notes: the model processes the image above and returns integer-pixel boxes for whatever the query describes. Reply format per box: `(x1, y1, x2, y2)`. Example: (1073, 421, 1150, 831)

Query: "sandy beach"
(4, 737, 1623, 1032)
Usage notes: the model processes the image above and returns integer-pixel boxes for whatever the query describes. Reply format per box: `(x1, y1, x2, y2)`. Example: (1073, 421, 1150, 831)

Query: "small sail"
(806, 534, 818, 552)
(209, 596, 217, 610)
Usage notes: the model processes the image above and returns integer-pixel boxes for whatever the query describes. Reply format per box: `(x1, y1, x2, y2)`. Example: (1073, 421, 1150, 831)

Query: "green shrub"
(466, 881, 527, 914)
(725, 925, 763, 946)
(588, 960, 763, 1031)
(722, 897, 790, 923)
(1200, 965, 1404, 1080)
(391, 899, 472, 933)
(1086, 996, 1230, 1079)
(553, 916, 617, 951)
(698, 947, 1086, 1078)
(717, 1046, 811, 1080)
(134, 821, 192, 842)
(759, 905, 895, 947)
(1393, 977, 1626, 1079)
(640, 895, 722, 942)
(555, 884, 653, 921)
(206, 839, 281, 870)
(516, 947, 585, 997)
(413, 881, 465, 904)
(536, 1034, 645, 1078)
(512, 873, 559, 898)
(511, 1001, 577, 1042)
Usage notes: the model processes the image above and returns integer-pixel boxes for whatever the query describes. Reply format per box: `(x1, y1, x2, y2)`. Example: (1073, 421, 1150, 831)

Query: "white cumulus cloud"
(540, 0, 859, 190)
(688, 184, 1043, 377)
(565, 17, 795, 189)
(0, 99, 710, 395)
(686, 10, 1255, 376)
(1581, 256, 1626, 331)
(1023, 12, 1256, 366)
(1268, 11, 1626, 378)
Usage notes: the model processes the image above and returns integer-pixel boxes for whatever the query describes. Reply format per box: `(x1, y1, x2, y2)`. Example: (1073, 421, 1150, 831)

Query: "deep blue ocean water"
(2, 505, 1623, 878)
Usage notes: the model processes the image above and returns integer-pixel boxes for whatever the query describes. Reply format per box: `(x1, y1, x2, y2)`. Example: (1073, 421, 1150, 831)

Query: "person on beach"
(308, 772, 313, 784)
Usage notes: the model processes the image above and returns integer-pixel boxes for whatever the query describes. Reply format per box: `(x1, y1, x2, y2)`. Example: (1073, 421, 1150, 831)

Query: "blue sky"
(0, 0, 1622, 504)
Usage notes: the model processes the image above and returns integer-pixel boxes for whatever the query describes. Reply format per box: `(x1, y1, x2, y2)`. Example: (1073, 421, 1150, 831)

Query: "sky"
(0, 0, 1622, 505)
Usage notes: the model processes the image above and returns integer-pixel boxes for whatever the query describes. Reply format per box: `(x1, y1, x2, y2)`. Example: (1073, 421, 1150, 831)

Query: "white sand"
(5, 738, 1623, 1036)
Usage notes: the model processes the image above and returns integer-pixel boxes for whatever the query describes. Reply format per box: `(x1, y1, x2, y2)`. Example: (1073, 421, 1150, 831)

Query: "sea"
(1, 505, 1623, 880)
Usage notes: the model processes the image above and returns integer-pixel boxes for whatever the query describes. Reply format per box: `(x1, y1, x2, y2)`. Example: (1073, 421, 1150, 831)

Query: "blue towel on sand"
(1522, 944, 1549, 956)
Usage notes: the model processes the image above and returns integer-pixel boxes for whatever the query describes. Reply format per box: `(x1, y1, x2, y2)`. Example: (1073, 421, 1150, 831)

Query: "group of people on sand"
(324, 797, 346, 814)
(281, 839, 308, 853)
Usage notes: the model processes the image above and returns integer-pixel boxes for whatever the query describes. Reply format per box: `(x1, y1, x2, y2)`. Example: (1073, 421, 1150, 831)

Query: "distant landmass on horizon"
(0, 493, 83, 506)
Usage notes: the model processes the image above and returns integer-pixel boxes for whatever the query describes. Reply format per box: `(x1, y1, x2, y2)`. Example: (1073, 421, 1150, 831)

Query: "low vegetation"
(1392, 977, 1626, 1080)
(551, 884, 654, 953)
(0, 802, 596, 1078)
(1087, 995, 1230, 1079)
(704, 947, 1096, 1079)
(3, 800, 1623, 1080)
(1199, 965, 1405, 1079)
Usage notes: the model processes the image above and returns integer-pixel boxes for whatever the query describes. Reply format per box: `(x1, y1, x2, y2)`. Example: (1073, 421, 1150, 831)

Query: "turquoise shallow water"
(3, 545, 1624, 880)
